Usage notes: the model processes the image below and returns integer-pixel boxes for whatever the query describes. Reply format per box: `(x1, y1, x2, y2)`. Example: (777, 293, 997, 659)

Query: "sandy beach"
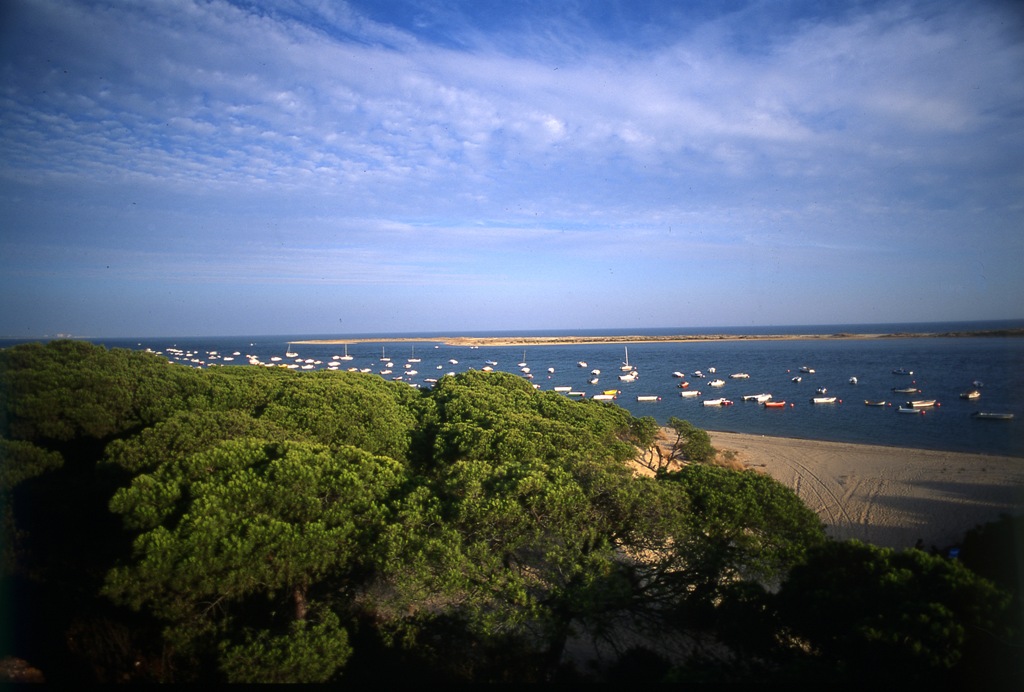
(706, 431, 1024, 550)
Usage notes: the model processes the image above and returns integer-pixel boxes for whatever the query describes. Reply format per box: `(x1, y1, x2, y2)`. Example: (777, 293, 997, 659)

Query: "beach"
(707, 431, 1024, 550)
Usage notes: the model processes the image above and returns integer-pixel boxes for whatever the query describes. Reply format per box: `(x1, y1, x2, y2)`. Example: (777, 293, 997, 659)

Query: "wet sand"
(707, 431, 1024, 550)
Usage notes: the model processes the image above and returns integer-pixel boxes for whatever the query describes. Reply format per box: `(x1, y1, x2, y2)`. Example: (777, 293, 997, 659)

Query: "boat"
(636, 395, 661, 402)
(763, 400, 786, 408)
(972, 380, 984, 388)
(588, 378, 599, 385)
(603, 389, 620, 396)
(547, 367, 555, 374)
(816, 387, 828, 395)
(677, 381, 690, 388)
(907, 400, 937, 408)
(620, 347, 634, 371)
(742, 393, 772, 402)
(553, 386, 572, 392)
(577, 361, 588, 368)
(791, 376, 802, 383)
(568, 391, 586, 397)
(592, 394, 616, 401)
(709, 379, 725, 387)
(849, 376, 858, 385)
(672, 371, 686, 378)
(799, 366, 815, 373)
(618, 372, 638, 382)
(729, 373, 750, 379)
(971, 412, 1014, 420)
(865, 400, 888, 406)
(892, 387, 920, 394)
(591, 369, 601, 375)
(898, 406, 925, 414)
(703, 398, 733, 407)
(680, 390, 701, 398)
(338, 344, 353, 361)
(892, 368, 914, 375)
(692, 370, 705, 378)
(960, 390, 981, 400)
(811, 396, 837, 404)
(485, 360, 498, 366)
(285, 344, 298, 358)
(379, 348, 389, 361)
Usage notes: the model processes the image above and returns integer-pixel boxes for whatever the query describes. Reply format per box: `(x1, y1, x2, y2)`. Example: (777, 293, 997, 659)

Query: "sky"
(1, 0, 1022, 338)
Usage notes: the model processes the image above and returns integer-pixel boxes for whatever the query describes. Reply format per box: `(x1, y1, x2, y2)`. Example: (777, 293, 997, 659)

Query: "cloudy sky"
(1, 0, 1022, 338)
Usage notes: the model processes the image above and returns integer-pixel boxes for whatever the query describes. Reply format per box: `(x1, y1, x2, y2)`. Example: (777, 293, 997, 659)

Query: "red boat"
(763, 401, 787, 408)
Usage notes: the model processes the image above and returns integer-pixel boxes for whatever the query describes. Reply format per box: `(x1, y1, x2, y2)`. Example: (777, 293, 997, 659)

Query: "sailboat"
(407, 345, 421, 363)
(285, 343, 298, 358)
(338, 344, 353, 361)
(620, 346, 635, 371)
(379, 347, 389, 361)
(518, 350, 527, 368)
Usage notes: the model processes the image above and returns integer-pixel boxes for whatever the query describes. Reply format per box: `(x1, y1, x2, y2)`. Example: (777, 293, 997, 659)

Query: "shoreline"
(292, 328, 1024, 347)
(704, 430, 1024, 550)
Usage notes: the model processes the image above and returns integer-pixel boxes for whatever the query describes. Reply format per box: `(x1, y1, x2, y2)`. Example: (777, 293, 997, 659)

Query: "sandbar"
(707, 431, 1024, 550)
(293, 328, 1023, 348)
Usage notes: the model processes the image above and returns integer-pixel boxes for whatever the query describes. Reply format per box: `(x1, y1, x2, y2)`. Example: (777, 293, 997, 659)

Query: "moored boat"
(864, 400, 888, 406)
(703, 398, 733, 406)
(729, 373, 750, 379)
(907, 399, 937, 408)
(960, 390, 981, 400)
(742, 393, 772, 402)
(763, 400, 786, 408)
(709, 379, 725, 387)
(811, 396, 837, 404)
(636, 395, 661, 402)
(971, 411, 1013, 420)
(592, 394, 616, 401)
(898, 406, 925, 414)
(892, 387, 920, 394)
(680, 390, 701, 398)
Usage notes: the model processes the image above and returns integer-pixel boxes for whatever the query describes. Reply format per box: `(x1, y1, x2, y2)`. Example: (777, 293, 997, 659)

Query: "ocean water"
(4, 322, 1023, 457)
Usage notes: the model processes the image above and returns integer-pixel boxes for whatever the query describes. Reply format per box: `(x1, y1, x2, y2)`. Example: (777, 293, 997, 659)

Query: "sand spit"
(293, 328, 1023, 348)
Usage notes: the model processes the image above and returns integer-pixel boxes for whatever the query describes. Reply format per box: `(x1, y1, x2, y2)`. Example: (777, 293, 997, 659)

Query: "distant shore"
(293, 328, 1024, 348)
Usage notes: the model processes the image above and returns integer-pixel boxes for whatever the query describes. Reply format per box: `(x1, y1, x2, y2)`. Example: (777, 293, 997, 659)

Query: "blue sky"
(1, 0, 1022, 338)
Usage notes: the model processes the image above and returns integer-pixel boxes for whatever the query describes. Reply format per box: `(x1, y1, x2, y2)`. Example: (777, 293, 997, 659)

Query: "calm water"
(5, 322, 1023, 457)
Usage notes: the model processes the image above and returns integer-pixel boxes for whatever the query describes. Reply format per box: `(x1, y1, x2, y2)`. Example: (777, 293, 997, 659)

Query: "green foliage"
(667, 417, 714, 462)
(776, 540, 1015, 683)
(658, 463, 826, 595)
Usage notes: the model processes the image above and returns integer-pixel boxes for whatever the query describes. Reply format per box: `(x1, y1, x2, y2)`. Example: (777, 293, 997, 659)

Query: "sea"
(4, 320, 1023, 458)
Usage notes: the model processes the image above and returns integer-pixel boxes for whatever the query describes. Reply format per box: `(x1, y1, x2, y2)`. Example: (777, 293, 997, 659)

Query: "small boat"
(865, 400, 888, 406)
(892, 368, 914, 375)
(898, 406, 925, 414)
(620, 347, 634, 371)
(680, 390, 701, 398)
(592, 394, 616, 401)
(971, 412, 1013, 420)
(811, 396, 837, 404)
(791, 376, 802, 383)
(553, 386, 572, 392)
(577, 361, 588, 368)
(637, 395, 661, 402)
(972, 380, 984, 388)
(742, 393, 772, 402)
(816, 387, 828, 395)
(339, 344, 354, 361)
(619, 372, 638, 382)
(849, 376, 858, 385)
(547, 367, 555, 374)
(677, 381, 690, 389)
(591, 369, 601, 375)
(568, 391, 586, 397)
(672, 371, 686, 378)
(589, 377, 599, 385)
(763, 400, 786, 408)
(703, 398, 733, 406)
(603, 389, 620, 396)
(907, 399, 937, 408)
(709, 379, 726, 387)
(960, 390, 981, 400)
(692, 370, 705, 378)
(799, 366, 815, 373)
(485, 360, 498, 366)
(892, 387, 920, 394)
(729, 373, 750, 379)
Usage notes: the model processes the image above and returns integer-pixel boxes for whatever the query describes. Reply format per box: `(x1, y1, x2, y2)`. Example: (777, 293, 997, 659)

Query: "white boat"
(971, 411, 1013, 420)
(568, 391, 586, 397)
(729, 373, 750, 379)
(907, 399, 937, 408)
(485, 360, 498, 366)
(618, 372, 638, 382)
(637, 395, 661, 402)
(521, 367, 531, 373)
(588, 377, 599, 385)
(799, 366, 815, 373)
(620, 347, 634, 371)
(672, 371, 686, 378)
(849, 376, 858, 385)
(898, 406, 925, 414)
(553, 386, 572, 392)
(703, 398, 733, 407)
(960, 390, 981, 400)
(339, 344, 353, 361)
(692, 370, 705, 378)
(811, 396, 837, 404)
(791, 376, 802, 383)
(285, 344, 298, 358)
(547, 367, 555, 374)
(709, 379, 725, 387)
(407, 346, 420, 363)
(591, 369, 601, 375)
(742, 393, 773, 402)
(680, 390, 701, 398)
(379, 348, 389, 361)
(592, 394, 616, 400)
(577, 361, 588, 368)
(816, 387, 828, 395)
